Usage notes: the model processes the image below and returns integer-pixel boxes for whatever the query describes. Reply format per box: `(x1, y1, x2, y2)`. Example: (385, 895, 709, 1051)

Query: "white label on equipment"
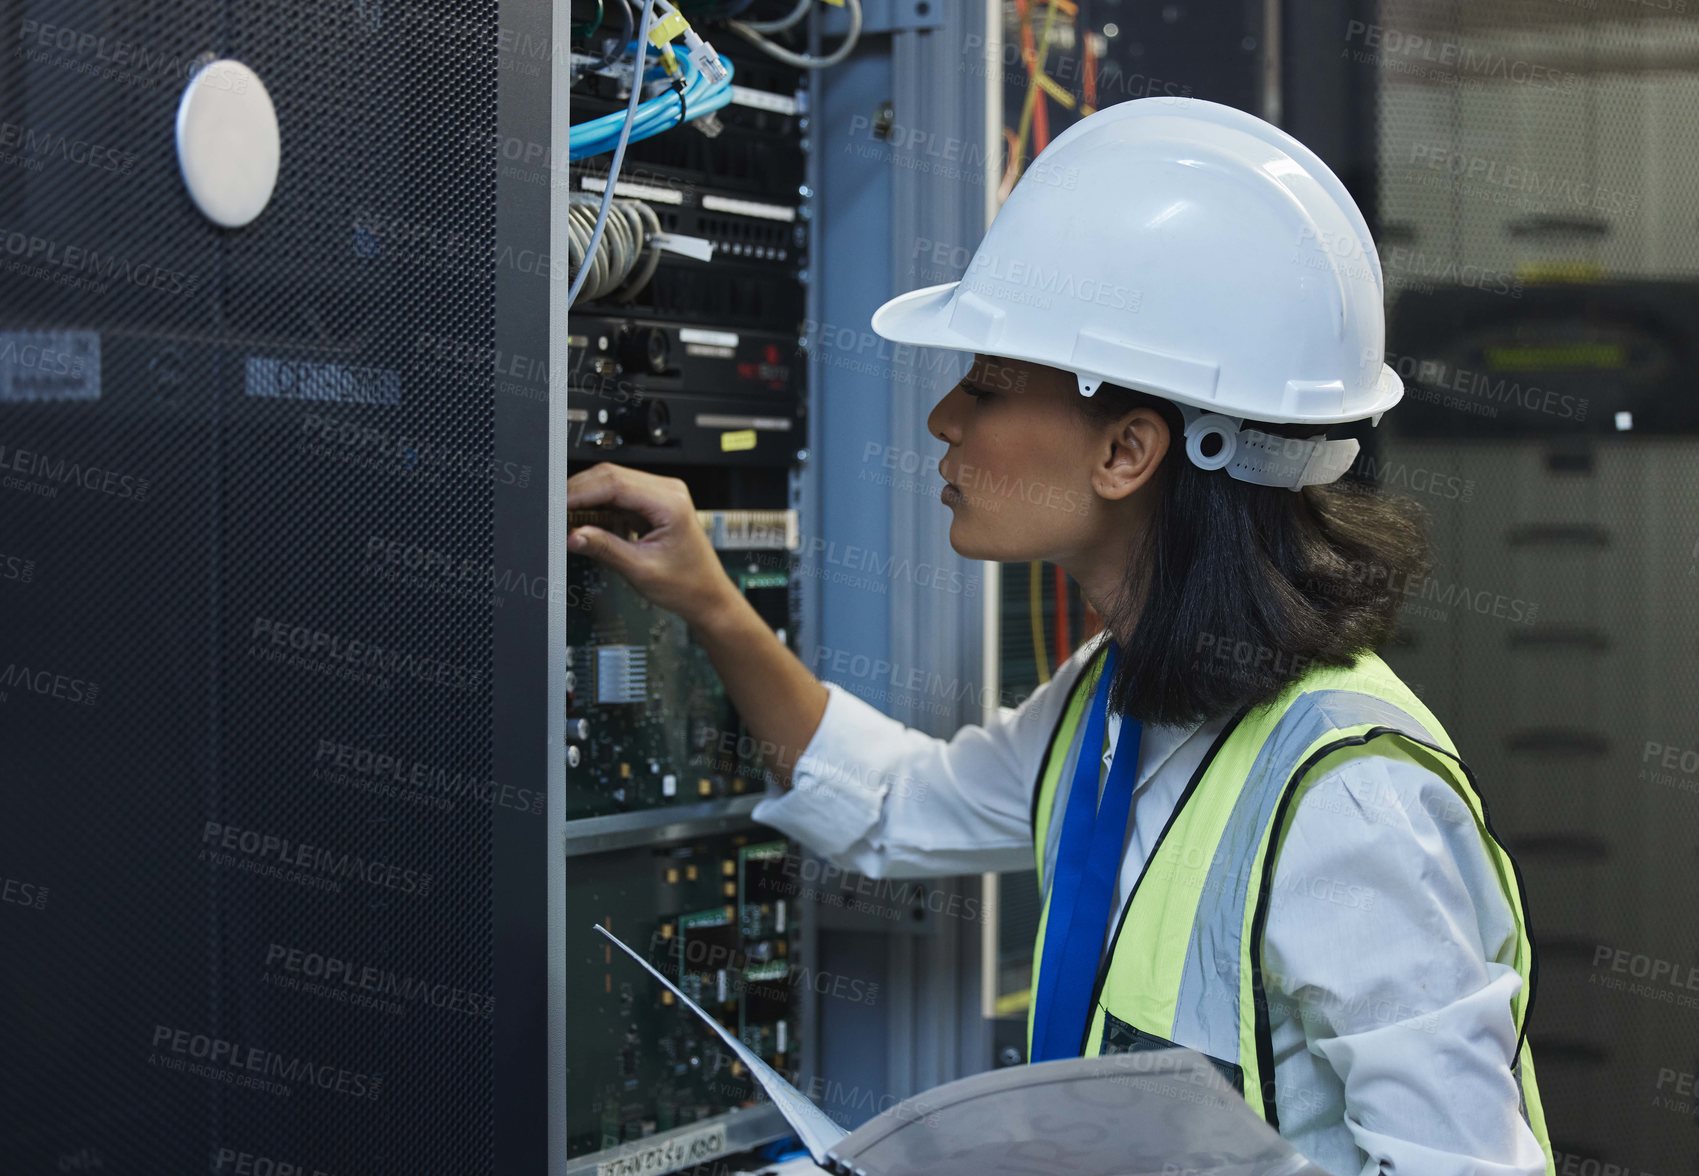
(594, 1122, 727, 1176)
(0, 331, 100, 402)
(578, 176, 684, 205)
(245, 357, 401, 405)
(678, 328, 739, 348)
(701, 194, 795, 223)
(652, 233, 714, 262)
(729, 85, 799, 115)
(695, 414, 792, 431)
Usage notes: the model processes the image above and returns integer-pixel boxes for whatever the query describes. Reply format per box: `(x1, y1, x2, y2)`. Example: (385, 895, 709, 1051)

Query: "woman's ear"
(1093, 407, 1169, 501)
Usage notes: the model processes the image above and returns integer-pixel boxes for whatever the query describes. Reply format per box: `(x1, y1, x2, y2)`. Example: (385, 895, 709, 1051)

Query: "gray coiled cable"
(741, 0, 811, 34)
(567, 193, 663, 305)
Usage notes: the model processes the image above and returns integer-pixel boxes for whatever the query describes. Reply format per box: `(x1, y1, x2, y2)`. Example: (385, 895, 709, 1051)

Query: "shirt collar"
(1082, 630, 1214, 794)
(1106, 710, 1205, 794)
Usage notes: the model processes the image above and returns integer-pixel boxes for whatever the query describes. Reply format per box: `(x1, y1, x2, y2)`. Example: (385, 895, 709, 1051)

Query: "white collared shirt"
(753, 632, 1547, 1176)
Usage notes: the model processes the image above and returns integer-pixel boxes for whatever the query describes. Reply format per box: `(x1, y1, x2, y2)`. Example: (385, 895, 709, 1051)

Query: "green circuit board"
(566, 834, 800, 1159)
(566, 508, 795, 819)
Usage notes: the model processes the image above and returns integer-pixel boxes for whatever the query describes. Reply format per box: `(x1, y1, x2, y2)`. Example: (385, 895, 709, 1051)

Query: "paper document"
(594, 923, 1331, 1176)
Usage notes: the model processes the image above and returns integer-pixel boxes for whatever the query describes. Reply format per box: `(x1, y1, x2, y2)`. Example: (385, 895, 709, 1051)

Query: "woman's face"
(925, 355, 1166, 564)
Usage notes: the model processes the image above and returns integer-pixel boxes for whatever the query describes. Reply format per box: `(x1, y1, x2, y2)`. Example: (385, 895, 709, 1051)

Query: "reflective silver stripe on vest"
(1038, 709, 1094, 904)
(1166, 689, 1434, 1063)
(1514, 1057, 1531, 1126)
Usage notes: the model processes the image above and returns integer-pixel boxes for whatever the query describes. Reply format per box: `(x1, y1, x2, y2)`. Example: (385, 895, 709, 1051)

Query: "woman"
(567, 98, 1554, 1175)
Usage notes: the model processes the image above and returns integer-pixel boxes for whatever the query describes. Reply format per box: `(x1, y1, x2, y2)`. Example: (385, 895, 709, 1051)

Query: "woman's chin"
(943, 521, 977, 560)
(944, 522, 1004, 563)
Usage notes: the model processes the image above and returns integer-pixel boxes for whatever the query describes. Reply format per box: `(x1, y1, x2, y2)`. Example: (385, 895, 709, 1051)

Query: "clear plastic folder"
(595, 925, 1331, 1176)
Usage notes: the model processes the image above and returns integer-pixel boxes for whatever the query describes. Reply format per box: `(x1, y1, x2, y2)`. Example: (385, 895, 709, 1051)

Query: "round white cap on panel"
(175, 59, 280, 228)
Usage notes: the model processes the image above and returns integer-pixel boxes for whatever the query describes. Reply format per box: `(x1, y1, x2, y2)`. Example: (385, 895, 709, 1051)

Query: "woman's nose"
(927, 386, 961, 444)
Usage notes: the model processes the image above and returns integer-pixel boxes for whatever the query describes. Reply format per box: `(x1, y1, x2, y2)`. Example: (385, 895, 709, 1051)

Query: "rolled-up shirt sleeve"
(751, 635, 1106, 879)
(1264, 744, 1548, 1176)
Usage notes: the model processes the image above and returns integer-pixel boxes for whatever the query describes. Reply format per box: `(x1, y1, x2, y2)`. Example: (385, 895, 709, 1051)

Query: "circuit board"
(566, 508, 797, 819)
(566, 833, 800, 1158)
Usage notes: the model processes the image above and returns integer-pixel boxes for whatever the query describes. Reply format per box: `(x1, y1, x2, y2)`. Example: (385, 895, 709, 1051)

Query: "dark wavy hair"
(1077, 382, 1431, 727)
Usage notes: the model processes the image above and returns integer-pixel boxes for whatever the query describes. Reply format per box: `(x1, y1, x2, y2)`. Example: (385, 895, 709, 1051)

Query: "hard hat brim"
(871, 281, 1407, 427)
(1363, 362, 1405, 424)
(870, 281, 971, 350)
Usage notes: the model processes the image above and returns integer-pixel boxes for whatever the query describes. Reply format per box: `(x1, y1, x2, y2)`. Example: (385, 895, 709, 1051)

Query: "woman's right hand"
(566, 462, 739, 629)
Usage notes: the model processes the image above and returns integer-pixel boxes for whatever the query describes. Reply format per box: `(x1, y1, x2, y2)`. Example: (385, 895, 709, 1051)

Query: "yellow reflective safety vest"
(1026, 641, 1555, 1172)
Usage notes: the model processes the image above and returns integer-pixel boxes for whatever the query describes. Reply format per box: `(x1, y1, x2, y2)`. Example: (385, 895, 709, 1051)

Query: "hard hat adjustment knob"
(1181, 410, 1241, 472)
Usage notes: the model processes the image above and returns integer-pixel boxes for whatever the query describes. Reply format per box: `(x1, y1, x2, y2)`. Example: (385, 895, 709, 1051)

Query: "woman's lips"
(939, 463, 963, 504)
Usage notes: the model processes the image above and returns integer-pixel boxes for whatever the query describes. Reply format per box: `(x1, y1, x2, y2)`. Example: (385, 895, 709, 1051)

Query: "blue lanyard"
(1029, 642, 1143, 1063)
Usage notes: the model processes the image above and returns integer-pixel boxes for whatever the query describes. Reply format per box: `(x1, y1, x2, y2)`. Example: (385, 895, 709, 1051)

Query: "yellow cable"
(1029, 561, 1050, 685)
(1013, 0, 1066, 174)
(1035, 71, 1076, 109)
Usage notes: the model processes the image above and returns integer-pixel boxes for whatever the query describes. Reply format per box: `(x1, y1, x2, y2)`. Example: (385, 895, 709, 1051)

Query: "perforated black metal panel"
(0, 0, 506, 1170)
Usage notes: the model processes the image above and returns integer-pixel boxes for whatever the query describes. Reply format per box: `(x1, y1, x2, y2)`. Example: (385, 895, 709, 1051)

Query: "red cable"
(1034, 81, 1050, 154)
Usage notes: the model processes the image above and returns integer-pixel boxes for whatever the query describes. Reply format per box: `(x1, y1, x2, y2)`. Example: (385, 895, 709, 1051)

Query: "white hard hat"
(872, 97, 1400, 489)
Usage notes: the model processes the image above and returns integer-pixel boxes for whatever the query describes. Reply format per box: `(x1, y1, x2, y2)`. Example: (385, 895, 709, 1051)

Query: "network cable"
(568, 27, 734, 158)
(567, 1, 733, 302)
(567, 0, 658, 306)
(728, 0, 861, 70)
(738, 0, 812, 35)
(568, 44, 734, 159)
(590, 0, 635, 69)
(567, 195, 662, 306)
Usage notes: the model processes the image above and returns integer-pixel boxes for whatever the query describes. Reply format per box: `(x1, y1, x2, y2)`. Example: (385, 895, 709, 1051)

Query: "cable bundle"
(569, 40, 735, 161)
(567, 194, 663, 306)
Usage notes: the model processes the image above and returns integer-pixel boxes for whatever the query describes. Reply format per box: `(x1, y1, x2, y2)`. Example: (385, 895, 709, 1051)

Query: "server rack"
(559, 15, 815, 1175)
(0, 0, 553, 1170)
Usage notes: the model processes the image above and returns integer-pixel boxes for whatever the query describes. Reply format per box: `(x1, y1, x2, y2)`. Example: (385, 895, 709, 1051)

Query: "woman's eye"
(962, 382, 992, 401)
